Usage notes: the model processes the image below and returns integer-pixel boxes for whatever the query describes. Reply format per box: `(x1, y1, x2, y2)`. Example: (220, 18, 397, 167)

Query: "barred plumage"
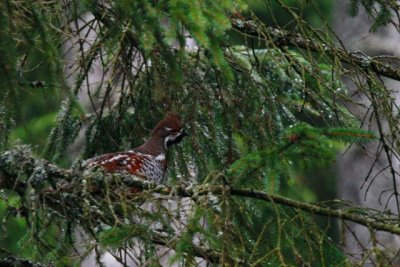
(83, 114, 187, 183)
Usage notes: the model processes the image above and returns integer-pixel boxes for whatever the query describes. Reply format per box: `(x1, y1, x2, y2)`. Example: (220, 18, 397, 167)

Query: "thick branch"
(231, 19, 400, 81)
(1, 147, 400, 239)
(117, 182, 400, 236)
(229, 188, 400, 235)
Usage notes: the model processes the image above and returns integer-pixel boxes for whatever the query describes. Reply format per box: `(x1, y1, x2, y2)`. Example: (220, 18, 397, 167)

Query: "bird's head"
(151, 113, 188, 148)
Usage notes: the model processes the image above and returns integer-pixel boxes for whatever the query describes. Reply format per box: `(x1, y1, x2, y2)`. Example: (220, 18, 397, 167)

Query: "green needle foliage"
(0, 0, 399, 266)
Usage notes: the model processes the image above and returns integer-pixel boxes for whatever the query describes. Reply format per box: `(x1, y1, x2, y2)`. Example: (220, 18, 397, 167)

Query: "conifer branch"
(180, 184, 400, 236)
(230, 18, 400, 81)
(228, 188, 400, 235)
(1, 147, 400, 239)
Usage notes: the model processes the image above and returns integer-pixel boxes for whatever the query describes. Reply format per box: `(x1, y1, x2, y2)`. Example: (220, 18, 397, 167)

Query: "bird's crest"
(151, 113, 182, 135)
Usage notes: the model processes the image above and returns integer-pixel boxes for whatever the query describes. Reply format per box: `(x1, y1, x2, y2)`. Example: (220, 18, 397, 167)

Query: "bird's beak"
(166, 129, 188, 147)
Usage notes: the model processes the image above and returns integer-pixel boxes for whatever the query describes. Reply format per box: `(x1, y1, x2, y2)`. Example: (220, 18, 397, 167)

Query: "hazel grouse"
(83, 114, 188, 183)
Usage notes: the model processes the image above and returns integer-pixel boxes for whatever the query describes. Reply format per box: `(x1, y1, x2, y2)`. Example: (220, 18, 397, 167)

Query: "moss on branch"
(1, 146, 399, 239)
(231, 18, 400, 81)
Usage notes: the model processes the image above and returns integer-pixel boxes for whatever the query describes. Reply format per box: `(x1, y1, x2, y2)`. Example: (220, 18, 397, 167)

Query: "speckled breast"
(84, 152, 167, 183)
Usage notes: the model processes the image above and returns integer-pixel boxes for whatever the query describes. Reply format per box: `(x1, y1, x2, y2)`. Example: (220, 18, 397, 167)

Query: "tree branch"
(228, 188, 400, 235)
(1, 146, 400, 256)
(230, 18, 400, 81)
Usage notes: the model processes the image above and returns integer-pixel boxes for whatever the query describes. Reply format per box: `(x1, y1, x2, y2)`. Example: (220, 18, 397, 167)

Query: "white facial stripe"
(165, 127, 172, 131)
(164, 128, 184, 148)
(155, 153, 165, 160)
(164, 135, 176, 148)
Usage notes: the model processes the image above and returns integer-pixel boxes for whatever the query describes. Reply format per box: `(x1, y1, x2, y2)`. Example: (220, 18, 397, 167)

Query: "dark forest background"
(1, 0, 400, 266)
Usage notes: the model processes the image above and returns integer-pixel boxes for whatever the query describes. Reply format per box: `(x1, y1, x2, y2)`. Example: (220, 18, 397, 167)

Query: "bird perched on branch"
(83, 114, 188, 183)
